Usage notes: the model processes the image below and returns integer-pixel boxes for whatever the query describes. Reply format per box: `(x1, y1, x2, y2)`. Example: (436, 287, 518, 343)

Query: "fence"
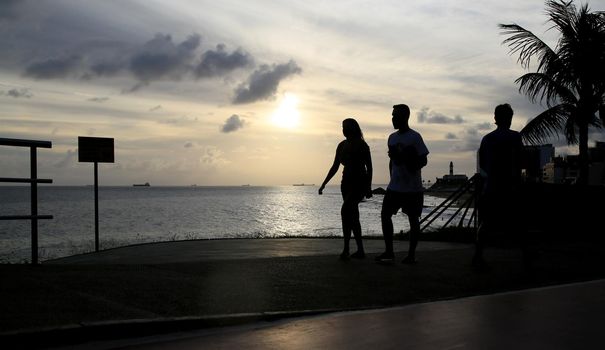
(0, 138, 53, 264)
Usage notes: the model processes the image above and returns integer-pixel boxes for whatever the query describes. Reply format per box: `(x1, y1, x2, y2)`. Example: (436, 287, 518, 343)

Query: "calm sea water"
(0, 186, 451, 262)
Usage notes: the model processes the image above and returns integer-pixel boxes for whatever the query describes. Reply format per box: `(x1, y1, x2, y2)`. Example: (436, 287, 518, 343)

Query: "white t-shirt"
(387, 129, 429, 193)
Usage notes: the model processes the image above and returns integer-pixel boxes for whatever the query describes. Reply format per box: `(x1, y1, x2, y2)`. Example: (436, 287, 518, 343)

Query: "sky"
(1, 0, 604, 186)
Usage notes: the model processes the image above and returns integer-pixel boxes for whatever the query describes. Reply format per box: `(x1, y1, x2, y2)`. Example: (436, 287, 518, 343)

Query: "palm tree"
(500, 0, 605, 185)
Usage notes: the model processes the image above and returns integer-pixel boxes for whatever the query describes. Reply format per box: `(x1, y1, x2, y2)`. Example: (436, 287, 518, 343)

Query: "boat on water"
(133, 182, 150, 187)
(292, 183, 315, 186)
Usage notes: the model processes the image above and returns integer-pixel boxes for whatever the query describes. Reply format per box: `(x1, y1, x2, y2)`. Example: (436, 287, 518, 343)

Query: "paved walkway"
(67, 279, 605, 349)
(48, 238, 468, 264)
(3, 238, 605, 349)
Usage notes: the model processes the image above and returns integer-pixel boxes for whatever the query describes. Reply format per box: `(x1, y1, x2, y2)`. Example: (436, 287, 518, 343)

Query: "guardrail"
(420, 173, 481, 233)
(0, 138, 53, 264)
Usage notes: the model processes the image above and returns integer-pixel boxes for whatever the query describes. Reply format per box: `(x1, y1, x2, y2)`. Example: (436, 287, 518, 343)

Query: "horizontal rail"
(0, 215, 53, 220)
(0, 138, 52, 148)
(0, 178, 53, 184)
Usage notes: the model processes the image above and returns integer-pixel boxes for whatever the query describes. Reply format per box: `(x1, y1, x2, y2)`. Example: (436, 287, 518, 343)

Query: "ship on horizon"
(133, 182, 150, 187)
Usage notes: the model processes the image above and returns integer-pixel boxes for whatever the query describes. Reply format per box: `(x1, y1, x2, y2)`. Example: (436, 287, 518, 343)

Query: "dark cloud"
(417, 107, 465, 124)
(24, 55, 82, 79)
(476, 122, 493, 130)
(149, 105, 162, 111)
(128, 33, 200, 87)
(445, 132, 458, 140)
(221, 114, 246, 133)
(2, 88, 33, 98)
(87, 96, 109, 102)
(90, 60, 125, 77)
(195, 44, 253, 78)
(449, 122, 497, 152)
(0, 0, 21, 20)
(233, 60, 302, 104)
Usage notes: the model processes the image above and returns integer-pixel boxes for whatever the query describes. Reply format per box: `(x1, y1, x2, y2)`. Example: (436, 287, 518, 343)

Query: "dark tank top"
(338, 139, 370, 185)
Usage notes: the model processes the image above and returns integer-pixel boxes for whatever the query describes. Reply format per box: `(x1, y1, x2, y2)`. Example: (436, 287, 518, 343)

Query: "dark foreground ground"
(1, 237, 605, 348)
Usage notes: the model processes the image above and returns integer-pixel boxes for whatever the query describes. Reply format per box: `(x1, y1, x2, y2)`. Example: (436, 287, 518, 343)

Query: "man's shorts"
(382, 189, 423, 218)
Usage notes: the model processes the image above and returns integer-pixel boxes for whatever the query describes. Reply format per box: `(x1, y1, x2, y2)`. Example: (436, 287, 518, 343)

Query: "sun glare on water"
(271, 93, 300, 128)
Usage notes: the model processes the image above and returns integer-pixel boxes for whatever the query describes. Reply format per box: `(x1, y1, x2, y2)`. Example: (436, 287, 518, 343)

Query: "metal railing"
(0, 138, 53, 264)
(420, 173, 481, 233)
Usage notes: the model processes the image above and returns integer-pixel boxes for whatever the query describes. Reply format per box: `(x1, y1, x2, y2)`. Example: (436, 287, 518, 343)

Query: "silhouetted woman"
(319, 118, 373, 259)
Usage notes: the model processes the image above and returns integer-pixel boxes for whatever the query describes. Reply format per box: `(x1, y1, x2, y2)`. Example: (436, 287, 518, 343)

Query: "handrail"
(421, 173, 481, 234)
(0, 178, 53, 183)
(0, 137, 53, 264)
(0, 138, 52, 148)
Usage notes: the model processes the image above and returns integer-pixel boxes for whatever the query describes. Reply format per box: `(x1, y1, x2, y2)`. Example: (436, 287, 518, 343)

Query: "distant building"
(522, 144, 555, 182)
(429, 161, 468, 191)
(542, 142, 605, 185)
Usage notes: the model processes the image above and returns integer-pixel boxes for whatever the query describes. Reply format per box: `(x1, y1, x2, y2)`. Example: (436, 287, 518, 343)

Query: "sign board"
(78, 137, 114, 163)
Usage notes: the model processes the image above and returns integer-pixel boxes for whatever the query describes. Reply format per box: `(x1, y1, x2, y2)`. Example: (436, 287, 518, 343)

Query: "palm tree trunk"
(578, 121, 589, 186)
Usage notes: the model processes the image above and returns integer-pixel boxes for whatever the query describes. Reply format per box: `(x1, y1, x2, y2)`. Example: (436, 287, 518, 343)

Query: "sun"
(271, 93, 300, 128)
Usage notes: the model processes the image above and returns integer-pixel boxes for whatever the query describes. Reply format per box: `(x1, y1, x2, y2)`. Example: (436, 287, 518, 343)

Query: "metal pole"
(94, 161, 99, 252)
(30, 147, 38, 265)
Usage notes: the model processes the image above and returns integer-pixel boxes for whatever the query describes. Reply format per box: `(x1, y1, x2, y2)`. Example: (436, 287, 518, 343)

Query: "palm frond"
(546, 1, 577, 34)
(564, 115, 578, 144)
(521, 104, 574, 145)
(499, 24, 557, 69)
(515, 72, 577, 106)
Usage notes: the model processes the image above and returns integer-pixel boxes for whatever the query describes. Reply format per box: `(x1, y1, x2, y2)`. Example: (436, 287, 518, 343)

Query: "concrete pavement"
(62, 279, 605, 349)
(48, 238, 468, 264)
(3, 237, 605, 348)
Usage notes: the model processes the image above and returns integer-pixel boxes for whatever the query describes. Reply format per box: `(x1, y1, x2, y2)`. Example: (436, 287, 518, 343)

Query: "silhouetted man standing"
(376, 104, 429, 264)
(472, 103, 523, 269)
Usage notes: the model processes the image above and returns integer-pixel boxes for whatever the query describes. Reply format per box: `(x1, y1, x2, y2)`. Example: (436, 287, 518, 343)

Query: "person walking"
(376, 104, 429, 264)
(472, 103, 524, 270)
(319, 118, 373, 260)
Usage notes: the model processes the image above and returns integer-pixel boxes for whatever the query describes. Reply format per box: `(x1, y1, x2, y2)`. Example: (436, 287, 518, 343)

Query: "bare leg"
(341, 202, 351, 257)
(472, 222, 489, 270)
(380, 209, 394, 255)
(403, 214, 419, 263)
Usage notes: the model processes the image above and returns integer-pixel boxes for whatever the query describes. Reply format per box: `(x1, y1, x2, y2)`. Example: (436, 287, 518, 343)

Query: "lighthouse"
(449, 161, 454, 176)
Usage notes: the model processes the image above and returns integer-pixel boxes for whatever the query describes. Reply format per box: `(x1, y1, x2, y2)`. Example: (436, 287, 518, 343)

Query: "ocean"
(0, 185, 452, 262)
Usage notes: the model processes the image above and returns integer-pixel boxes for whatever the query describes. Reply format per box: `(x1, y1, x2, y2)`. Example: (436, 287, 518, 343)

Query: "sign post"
(78, 136, 114, 252)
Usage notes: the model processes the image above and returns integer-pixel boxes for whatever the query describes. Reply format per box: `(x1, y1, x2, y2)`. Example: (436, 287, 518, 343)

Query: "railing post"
(30, 146, 39, 265)
(94, 161, 99, 252)
(0, 137, 52, 264)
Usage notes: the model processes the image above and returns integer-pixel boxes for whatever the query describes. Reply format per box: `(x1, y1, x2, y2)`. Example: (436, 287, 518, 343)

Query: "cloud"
(449, 122, 494, 152)
(24, 55, 83, 79)
(476, 122, 493, 130)
(199, 146, 229, 167)
(54, 149, 77, 168)
(157, 116, 198, 125)
(445, 132, 458, 140)
(0, 0, 21, 20)
(221, 114, 246, 133)
(233, 60, 302, 104)
(417, 107, 465, 124)
(128, 33, 201, 85)
(184, 142, 194, 148)
(2, 88, 33, 98)
(195, 44, 253, 78)
(87, 96, 109, 102)
(149, 105, 162, 111)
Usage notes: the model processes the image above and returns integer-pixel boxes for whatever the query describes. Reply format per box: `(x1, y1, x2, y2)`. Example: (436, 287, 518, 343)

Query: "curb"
(0, 307, 375, 348)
